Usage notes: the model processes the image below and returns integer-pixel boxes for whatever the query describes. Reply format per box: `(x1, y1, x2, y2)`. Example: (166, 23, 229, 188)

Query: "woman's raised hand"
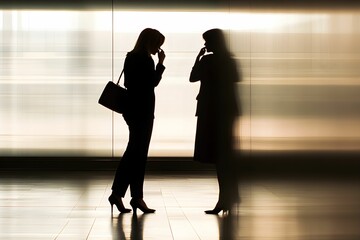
(198, 47, 206, 57)
(158, 48, 166, 64)
(195, 47, 206, 63)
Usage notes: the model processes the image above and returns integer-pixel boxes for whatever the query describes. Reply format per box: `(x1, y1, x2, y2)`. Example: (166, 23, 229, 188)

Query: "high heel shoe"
(108, 194, 131, 214)
(204, 207, 230, 215)
(205, 201, 231, 215)
(130, 198, 156, 214)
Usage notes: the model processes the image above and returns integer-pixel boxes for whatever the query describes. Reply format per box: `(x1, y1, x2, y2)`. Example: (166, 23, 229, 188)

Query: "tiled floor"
(0, 170, 360, 240)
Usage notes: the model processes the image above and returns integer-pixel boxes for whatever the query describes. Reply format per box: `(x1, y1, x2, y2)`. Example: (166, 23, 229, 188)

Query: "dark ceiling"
(1, 0, 360, 11)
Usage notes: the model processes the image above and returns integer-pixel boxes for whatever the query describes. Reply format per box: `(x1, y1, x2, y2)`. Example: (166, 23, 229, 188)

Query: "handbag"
(98, 70, 128, 114)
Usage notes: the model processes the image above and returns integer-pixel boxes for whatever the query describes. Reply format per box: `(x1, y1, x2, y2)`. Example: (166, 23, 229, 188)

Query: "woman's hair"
(131, 28, 165, 53)
(203, 28, 230, 55)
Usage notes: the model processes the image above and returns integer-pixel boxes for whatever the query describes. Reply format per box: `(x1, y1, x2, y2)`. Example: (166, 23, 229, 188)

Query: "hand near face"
(198, 47, 206, 57)
(195, 47, 206, 63)
(158, 48, 166, 64)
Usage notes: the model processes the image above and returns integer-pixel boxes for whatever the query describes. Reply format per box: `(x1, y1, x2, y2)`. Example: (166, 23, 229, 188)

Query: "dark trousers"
(111, 116, 154, 198)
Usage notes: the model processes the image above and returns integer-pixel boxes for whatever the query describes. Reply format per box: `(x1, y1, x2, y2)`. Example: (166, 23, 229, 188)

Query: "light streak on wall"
(1, 8, 359, 156)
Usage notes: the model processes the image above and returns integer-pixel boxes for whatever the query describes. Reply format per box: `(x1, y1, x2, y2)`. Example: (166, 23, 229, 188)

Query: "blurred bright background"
(1, 5, 360, 157)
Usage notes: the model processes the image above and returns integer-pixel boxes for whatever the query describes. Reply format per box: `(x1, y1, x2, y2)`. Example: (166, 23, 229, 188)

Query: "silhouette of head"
(132, 28, 165, 55)
(203, 28, 229, 55)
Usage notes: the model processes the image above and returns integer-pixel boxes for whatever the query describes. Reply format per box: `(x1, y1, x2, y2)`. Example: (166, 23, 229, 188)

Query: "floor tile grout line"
(173, 192, 202, 240)
(86, 218, 97, 240)
(166, 190, 201, 240)
(161, 188, 176, 240)
(54, 219, 70, 240)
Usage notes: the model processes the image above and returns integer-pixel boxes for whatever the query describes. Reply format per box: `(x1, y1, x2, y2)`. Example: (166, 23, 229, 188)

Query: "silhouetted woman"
(109, 28, 166, 214)
(190, 29, 240, 214)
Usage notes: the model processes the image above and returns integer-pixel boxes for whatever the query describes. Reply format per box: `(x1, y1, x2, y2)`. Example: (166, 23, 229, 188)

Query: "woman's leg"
(111, 152, 132, 197)
(111, 115, 142, 197)
(215, 118, 238, 208)
(129, 118, 154, 198)
(111, 117, 154, 198)
(215, 160, 229, 207)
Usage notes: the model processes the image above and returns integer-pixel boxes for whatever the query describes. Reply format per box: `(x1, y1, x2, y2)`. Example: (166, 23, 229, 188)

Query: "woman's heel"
(130, 198, 155, 214)
(205, 207, 231, 215)
(205, 207, 222, 214)
(108, 194, 132, 214)
(205, 201, 231, 215)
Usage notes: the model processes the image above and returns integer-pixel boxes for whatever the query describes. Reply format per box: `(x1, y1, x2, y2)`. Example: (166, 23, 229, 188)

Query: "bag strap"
(116, 69, 124, 86)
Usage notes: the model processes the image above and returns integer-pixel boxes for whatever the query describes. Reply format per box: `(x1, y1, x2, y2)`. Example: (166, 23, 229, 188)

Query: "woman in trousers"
(109, 28, 166, 214)
(190, 29, 240, 214)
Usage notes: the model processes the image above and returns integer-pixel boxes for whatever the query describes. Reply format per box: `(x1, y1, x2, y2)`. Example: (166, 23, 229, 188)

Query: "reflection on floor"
(0, 170, 360, 240)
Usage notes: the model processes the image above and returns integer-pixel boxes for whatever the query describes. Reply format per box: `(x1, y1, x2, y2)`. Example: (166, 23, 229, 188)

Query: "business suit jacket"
(190, 53, 239, 163)
(124, 50, 165, 119)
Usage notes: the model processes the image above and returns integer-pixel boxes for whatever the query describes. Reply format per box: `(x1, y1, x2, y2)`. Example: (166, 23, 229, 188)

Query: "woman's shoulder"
(199, 54, 217, 67)
(201, 54, 214, 61)
(126, 51, 151, 64)
(126, 51, 138, 60)
(127, 50, 148, 58)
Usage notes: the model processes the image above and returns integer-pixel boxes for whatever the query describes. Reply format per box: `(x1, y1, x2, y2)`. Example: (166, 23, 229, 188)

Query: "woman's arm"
(189, 47, 206, 82)
(152, 63, 165, 87)
(152, 49, 166, 87)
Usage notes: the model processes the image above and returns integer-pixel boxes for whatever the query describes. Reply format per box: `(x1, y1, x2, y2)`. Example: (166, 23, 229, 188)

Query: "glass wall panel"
(0, 9, 114, 156)
(249, 12, 360, 152)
